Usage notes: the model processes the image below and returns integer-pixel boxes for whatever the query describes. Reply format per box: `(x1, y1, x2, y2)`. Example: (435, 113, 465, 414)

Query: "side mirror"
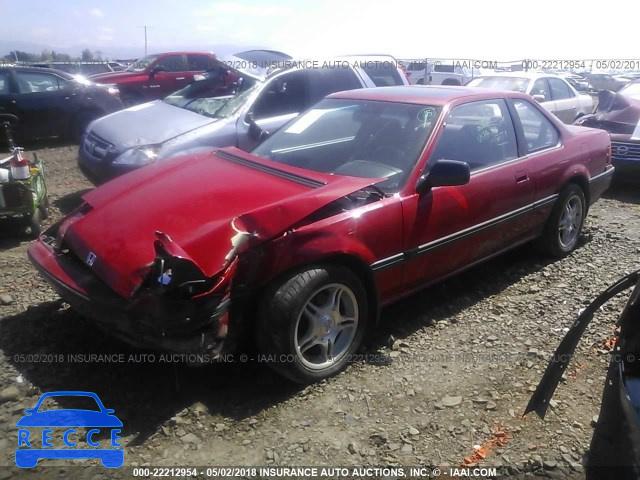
(246, 113, 270, 142)
(532, 94, 546, 103)
(416, 159, 470, 194)
(149, 65, 164, 77)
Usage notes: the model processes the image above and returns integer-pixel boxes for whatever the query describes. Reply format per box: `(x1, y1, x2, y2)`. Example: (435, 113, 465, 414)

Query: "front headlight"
(112, 147, 159, 166)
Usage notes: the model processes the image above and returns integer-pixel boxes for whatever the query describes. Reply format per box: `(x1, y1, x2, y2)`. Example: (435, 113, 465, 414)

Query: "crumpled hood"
(61, 147, 379, 298)
(90, 101, 216, 150)
(592, 91, 640, 132)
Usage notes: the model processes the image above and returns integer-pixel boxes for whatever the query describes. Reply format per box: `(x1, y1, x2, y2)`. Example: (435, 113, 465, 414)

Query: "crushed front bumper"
(28, 233, 231, 355)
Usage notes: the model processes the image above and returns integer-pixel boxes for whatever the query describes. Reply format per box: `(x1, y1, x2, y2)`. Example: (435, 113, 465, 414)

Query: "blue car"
(16, 391, 123, 468)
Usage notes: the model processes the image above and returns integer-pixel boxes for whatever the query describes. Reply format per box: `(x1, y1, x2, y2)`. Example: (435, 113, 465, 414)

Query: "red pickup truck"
(89, 52, 217, 106)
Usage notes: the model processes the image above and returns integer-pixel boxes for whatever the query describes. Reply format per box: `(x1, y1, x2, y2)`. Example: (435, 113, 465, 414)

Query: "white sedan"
(467, 72, 594, 123)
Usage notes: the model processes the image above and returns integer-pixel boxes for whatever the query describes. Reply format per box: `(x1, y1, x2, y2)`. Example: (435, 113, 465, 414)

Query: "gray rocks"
(440, 396, 463, 407)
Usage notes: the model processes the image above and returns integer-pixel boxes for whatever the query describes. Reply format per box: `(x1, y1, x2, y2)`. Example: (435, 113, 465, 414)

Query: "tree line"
(3, 48, 106, 63)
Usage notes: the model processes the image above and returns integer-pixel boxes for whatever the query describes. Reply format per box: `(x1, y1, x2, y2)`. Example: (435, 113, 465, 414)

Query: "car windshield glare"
(467, 76, 529, 93)
(620, 83, 640, 101)
(252, 98, 441, 193)
(126, 54, 160, 72)
(164, 77, 259, 119)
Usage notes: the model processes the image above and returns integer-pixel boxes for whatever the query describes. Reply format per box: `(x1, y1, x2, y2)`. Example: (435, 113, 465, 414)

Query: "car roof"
(0, 65, 75, 79)
(474, 71, 564, 80)
(147, 51, 214, 56)
(262, 55, 404, 80)
(328, 85, 527, 106)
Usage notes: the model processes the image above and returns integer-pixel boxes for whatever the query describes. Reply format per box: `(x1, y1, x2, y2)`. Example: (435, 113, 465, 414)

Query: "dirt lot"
(0, 142, 639, 480)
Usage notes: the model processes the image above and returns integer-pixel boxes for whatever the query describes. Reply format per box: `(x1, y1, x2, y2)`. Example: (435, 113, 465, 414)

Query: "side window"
(429, 99, 518, 171)
(530, 79, 550, 101)
(156, 55, 187, 73)
(548, 78, 573, 100)
(513, 99, 560, 153)
(251, 72, 309, 120)
(15, 72, 61, 93)
(187, 54, 214, 71)
(308, 68, 362, 104)
(0, 73, 11, 94)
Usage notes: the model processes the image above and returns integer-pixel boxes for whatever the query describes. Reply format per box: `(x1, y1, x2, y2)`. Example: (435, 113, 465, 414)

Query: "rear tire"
(256, 265, 368, 384)
(538, 184, 586, 257)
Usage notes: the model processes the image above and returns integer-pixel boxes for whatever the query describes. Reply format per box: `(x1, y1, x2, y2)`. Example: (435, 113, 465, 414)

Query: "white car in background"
(403, 60, 474, 86)
(467, 72, 594, 123)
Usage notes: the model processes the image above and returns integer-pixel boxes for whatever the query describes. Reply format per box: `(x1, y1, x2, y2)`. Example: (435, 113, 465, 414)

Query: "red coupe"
(28, 86, 613, 383)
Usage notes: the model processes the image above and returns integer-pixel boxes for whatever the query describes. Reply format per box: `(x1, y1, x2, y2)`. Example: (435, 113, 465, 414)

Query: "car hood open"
(61, 148, 380, 298)
(88, 101, 217, 150)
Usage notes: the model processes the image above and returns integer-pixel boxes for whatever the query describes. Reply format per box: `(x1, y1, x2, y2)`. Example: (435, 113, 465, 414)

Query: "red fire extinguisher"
(10, 147, 30, 180)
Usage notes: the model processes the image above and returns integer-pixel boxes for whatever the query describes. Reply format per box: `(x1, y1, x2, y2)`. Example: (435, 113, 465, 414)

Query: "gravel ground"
(0, 141, 638, 480)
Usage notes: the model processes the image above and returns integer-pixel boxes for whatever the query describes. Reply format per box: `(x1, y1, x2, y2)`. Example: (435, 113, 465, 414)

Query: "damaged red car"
(28, 86, 614, 383)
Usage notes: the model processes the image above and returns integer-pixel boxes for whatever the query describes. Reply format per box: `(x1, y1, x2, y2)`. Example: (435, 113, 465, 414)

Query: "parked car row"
(0, 66, 123, 142)
(78, 54, 409, 184)
(467, 72, 594, 123)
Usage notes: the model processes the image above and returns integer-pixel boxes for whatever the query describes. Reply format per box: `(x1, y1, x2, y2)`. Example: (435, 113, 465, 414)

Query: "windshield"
(252, 99, 441, 193)
(619, 82, 640, 101)
(126, 54, 159, 72)
(467, 76, 530, 93)
(164, 74, 259, 118)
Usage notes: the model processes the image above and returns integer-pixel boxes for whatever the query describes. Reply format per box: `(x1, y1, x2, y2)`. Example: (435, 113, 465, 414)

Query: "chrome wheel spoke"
(294, 282, 360, 370)
(318, 338, 334, 363)
(326, 286, 344, 314)
(303, 301, 322, 321)
(298, 330, 321, 354)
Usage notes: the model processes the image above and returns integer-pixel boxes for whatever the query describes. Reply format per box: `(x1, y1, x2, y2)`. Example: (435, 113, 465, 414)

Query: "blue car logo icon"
(16, 391, 123, 468)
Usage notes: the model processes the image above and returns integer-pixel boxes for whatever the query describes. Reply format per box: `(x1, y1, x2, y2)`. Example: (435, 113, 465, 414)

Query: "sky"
(1, 0, 639, 61)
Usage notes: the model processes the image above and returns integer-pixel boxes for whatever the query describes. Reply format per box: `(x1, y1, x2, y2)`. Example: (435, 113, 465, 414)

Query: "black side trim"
(371, 194, 558, 272)
(216, 151, 325, 188)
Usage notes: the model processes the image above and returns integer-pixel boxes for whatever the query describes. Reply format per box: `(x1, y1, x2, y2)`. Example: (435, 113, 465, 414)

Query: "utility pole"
(138, 26, 149, 55)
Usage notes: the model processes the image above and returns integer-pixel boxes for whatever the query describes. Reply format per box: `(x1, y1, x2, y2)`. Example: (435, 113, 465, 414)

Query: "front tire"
(257, 266, 368, 384)
(538, 184, 586, 257)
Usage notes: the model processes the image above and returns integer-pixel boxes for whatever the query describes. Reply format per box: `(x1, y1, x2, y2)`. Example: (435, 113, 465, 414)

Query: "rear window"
(358, 62, 404, 86)
(309, 68, 362, 101)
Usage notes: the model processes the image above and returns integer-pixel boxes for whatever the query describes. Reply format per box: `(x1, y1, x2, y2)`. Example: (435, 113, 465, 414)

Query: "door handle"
(515, 172, 529, 183)
(176, 77, 185, 80)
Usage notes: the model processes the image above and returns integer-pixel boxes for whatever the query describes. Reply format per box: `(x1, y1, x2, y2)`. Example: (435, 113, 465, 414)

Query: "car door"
(548, 77, 577, 123)
(509, 97, 564, 225)
(148, 54, 191, 98)
(0, 70, 19, 118)
(11, 71, 70, 139)
(529, 78, 557, 117)
(401, 98, 535, 290)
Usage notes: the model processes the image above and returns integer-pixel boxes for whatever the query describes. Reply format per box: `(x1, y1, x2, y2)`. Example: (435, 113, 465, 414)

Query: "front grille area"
(83, 132, 114, 160)
(611, 141, 640, 162)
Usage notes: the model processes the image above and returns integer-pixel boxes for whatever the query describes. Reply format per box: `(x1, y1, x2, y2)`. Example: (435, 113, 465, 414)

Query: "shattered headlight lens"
(113, 146, 159, 166)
